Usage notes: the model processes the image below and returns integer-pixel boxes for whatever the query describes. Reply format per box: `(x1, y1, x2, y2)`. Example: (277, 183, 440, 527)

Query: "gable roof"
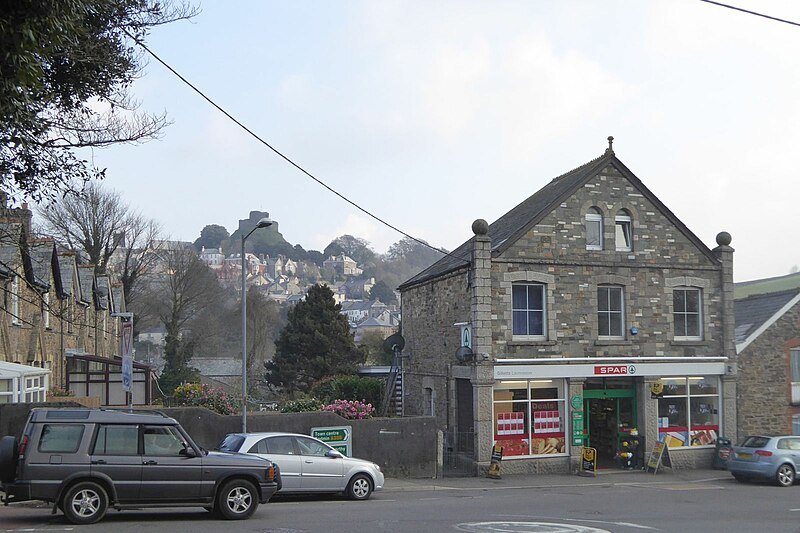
(56, 253, 79, 299)
(28, 239, 57, 291)
(399, 148, 719, 290)
(735, 288, 800, 353)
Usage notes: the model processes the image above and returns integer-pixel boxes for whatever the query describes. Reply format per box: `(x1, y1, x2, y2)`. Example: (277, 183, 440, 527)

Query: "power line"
(123, 31, 469, 266)
(699, 0, 800, 27)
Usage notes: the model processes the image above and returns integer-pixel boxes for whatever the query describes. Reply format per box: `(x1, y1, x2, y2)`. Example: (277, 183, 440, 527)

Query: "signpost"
(119, 314, 134, 407)
(311, 426, 352, 456)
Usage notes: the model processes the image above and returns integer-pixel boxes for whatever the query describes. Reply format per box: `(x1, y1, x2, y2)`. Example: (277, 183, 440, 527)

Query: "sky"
(72, 0, 800, 283)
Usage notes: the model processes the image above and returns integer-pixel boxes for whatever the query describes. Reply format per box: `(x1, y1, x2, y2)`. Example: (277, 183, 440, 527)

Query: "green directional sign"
(311, 425, 352, 457)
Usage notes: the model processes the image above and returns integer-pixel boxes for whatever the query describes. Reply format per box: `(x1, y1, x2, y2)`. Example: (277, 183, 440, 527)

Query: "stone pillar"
(712, 231, 738, 442)
(470, 219, 493, 467)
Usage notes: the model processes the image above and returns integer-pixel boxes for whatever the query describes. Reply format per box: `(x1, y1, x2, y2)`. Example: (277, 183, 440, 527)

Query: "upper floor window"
(673, 288, 702, 340)
(615, 210, 632, 251)
(585, 207, 603, 250)
(512, 283, 546, 338)
(791, 348, 800, 405)
(598, 286, 624, 338)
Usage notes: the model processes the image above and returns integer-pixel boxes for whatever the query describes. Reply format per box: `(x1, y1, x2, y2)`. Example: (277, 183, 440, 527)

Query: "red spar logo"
(594, 365, 635, 375)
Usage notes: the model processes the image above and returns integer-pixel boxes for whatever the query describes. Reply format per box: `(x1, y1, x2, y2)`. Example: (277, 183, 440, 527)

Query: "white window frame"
(512, 283, 547, 340)
(597, 285, 624, 339)
(585, 208, 603, 251)
(43, 292, 50, 329)
(673, 287, 703, 341)
(615, 210, 632, 251)
(791, 348, 800, 405)
(11, 276, 20, 325)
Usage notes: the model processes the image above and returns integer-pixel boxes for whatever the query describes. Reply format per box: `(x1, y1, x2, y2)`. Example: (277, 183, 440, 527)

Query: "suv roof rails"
(99, 407, 169, 417)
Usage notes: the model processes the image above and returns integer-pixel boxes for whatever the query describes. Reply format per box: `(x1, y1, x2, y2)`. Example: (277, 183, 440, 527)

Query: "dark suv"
(0, 408, 278, 524)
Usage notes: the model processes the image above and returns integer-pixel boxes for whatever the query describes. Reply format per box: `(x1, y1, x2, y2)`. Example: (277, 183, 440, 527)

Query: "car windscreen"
(215, 434, 245, 452)
(740, 436, 771, 448)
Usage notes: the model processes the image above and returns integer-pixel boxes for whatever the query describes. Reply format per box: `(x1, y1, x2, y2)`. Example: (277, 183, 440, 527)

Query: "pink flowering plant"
(321, 399, 375, 420)
(173, 383, 238, 415)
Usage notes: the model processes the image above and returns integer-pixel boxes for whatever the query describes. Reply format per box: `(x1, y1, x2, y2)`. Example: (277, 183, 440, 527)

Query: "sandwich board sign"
(311, 426, 352, 457)
(646, 440, 672, 474)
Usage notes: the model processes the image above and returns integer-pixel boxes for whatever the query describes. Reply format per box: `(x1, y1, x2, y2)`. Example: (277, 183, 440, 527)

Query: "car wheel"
(776, 464, 795, 487)
(62, 481, 109, 525)
(346, 473, 373, 501)
(216, 479, 258, 520)
(0, 436, 18, 483)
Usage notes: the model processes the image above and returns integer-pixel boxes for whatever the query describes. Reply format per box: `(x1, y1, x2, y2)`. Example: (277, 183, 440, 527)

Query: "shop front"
(491, 357, 727, 472)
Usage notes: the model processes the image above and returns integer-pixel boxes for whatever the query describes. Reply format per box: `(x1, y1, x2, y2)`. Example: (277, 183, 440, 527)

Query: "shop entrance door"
(584, 388, 636, 468)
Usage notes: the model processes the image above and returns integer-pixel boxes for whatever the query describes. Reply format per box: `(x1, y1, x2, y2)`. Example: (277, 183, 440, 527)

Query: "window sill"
(670, 340, 709, 347)
(594, 340, 631, 346)
(508, 340, 556, 346)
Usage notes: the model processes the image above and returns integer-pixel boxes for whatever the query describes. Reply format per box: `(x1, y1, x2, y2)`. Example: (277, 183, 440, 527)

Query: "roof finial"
(605, 135, 614, 155)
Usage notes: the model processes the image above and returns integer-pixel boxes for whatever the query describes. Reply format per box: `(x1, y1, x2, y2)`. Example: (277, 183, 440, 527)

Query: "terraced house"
(399, 138, 738, 475)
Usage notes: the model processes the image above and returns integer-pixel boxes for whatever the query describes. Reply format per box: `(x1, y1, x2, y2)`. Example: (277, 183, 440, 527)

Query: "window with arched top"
(585, 207, 603, 250)
(615, 209, 632, 251)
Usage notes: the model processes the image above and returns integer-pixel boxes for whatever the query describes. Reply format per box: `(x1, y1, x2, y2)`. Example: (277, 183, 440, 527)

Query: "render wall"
(737, 304, 800, 436)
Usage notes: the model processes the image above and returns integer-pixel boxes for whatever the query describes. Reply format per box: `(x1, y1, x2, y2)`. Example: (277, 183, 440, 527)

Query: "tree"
(265, 284, 365, 394)
(368, 280, 397, 305)
(358, 330, 392, 366)
(141, 245, 222, 393)
(324, 235, 375, 266)
(36, 182, 162, 308)
(193, 224, 229, 251)
(0, 0, 197, 202)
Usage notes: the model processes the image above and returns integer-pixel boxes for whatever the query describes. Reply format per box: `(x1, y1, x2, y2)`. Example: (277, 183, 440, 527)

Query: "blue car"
(728, 435, 800, 487)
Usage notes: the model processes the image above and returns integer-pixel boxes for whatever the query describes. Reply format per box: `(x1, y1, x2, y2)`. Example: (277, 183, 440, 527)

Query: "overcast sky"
(74, 0, 799, 282)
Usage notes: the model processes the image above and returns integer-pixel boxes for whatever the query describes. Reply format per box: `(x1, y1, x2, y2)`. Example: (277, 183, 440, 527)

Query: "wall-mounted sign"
(570, 395, 583, 410)
(460, 324, 472, 349)
(650, 380, 664, 399)
(311, 426, 352, 457)
(494, 361, 725, 380)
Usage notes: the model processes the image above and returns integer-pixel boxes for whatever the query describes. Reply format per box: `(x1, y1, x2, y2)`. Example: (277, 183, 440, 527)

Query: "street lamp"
(241, 217, 273, 432)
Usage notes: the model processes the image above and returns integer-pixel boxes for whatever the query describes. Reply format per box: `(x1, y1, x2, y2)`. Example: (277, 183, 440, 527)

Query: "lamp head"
(256, 218, 273, 229)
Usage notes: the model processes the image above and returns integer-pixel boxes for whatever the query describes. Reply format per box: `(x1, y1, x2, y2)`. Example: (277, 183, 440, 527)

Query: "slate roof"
(0, 223, 23, 278)
(399, 148, 719, 290)
(56, 253, 79, 299)
(734, 288, 800, 349)
(28, 239, 57, 291)
(77, 266, 95, 305)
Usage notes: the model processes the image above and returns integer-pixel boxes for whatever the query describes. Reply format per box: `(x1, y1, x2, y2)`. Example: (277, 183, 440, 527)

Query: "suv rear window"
(740, 436, 771, 448)
(39, 424, 84, 453)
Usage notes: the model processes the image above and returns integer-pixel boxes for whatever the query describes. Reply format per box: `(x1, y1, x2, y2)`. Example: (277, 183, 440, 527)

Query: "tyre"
(0, 436, 18, 483)
(62, 481, 109, 525)
(346, 473, 373, 501)
(776, 464, 795, 487)
(216, 479, 258, 520)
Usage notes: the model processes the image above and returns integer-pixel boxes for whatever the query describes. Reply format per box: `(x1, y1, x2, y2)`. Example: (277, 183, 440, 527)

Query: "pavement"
(383, 467, 733, 493)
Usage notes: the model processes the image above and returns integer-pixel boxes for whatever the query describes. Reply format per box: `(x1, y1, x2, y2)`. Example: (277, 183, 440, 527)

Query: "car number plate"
(737, 452, 752, 459)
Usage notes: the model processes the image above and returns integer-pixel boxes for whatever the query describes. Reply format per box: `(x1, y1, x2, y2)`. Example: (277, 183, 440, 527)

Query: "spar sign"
(311, 426, 352, 457)
(594, 365, 636, 376)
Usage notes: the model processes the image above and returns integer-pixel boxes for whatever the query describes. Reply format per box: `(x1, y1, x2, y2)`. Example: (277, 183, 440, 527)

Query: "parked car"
(216, 432, 384, 500)
(0, 408, 279, 524)
(728, 435, 800, 487)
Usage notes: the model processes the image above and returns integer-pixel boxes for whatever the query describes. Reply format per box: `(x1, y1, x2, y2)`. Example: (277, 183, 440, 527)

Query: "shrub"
(279, 397, 323, 413)
(311, 375, 383, 411)
(172, 383, 238, 415)
(48, 385, 74, 397)
(321, 399, 375, 420)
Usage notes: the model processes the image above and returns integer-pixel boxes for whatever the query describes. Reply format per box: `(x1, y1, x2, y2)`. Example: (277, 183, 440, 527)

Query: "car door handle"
(91, 460, 107, 465)
(305, 460, 314, 464)
(143, 460, 157, 465)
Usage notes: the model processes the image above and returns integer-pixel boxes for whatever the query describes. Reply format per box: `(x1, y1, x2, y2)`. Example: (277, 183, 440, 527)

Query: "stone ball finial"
(472, 219, 489, 235)
(716, 231, 732, 246)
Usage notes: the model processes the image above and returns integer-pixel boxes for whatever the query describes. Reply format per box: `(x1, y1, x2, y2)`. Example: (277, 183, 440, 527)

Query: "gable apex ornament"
(605, 135, 614, 155)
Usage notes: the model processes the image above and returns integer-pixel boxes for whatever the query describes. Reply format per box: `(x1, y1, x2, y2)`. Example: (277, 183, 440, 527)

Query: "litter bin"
(712, 437, 733, 469)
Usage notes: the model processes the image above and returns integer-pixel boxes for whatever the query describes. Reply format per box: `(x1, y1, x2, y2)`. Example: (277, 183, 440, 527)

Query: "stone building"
(735, 282, 800, 436)
(398, 139, 737, 475)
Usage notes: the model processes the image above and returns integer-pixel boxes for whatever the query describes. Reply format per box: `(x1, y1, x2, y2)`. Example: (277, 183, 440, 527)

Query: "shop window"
(585, 207, 603, 250)
(512, 283, 546, 338)
(657, 376, 720, 448)
(615, 210, 632, 251)
(597, 286, 624, 339)
(791, 348, 800, 405)
(492, 379, 566, 458)
(673, 288, 702, 340)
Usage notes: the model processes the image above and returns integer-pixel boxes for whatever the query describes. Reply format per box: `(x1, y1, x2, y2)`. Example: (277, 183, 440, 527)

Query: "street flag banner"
(121, 320, 133, 392)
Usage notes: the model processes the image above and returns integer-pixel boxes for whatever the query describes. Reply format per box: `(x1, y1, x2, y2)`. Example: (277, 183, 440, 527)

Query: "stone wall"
(737, 303, 800, 436)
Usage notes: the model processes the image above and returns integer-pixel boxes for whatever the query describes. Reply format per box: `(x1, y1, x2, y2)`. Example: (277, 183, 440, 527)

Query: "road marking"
(501, 515, 659, 531)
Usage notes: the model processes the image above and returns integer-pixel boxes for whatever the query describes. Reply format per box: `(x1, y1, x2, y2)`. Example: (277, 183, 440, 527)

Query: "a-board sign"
(311, 425, 352, 457)
(487, 444, 503, 479)
(646, 441, 672, 474)
(579, 446, 597, 477)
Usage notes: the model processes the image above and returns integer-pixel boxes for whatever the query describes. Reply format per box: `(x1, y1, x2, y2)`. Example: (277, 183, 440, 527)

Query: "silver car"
(728, 435, 800, 487)
(217, 432, 384, 500)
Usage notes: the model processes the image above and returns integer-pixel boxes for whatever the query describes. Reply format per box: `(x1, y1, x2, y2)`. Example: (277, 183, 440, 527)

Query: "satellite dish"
(383, 333, 405, 355)
(455, 346, 474, 363)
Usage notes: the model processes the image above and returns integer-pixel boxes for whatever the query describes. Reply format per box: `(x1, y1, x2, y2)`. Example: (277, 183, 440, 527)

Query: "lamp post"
(241, 217, 273, 432)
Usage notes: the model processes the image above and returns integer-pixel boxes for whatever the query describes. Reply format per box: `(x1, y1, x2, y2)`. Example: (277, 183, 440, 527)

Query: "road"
(2, 472, 800, 532)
